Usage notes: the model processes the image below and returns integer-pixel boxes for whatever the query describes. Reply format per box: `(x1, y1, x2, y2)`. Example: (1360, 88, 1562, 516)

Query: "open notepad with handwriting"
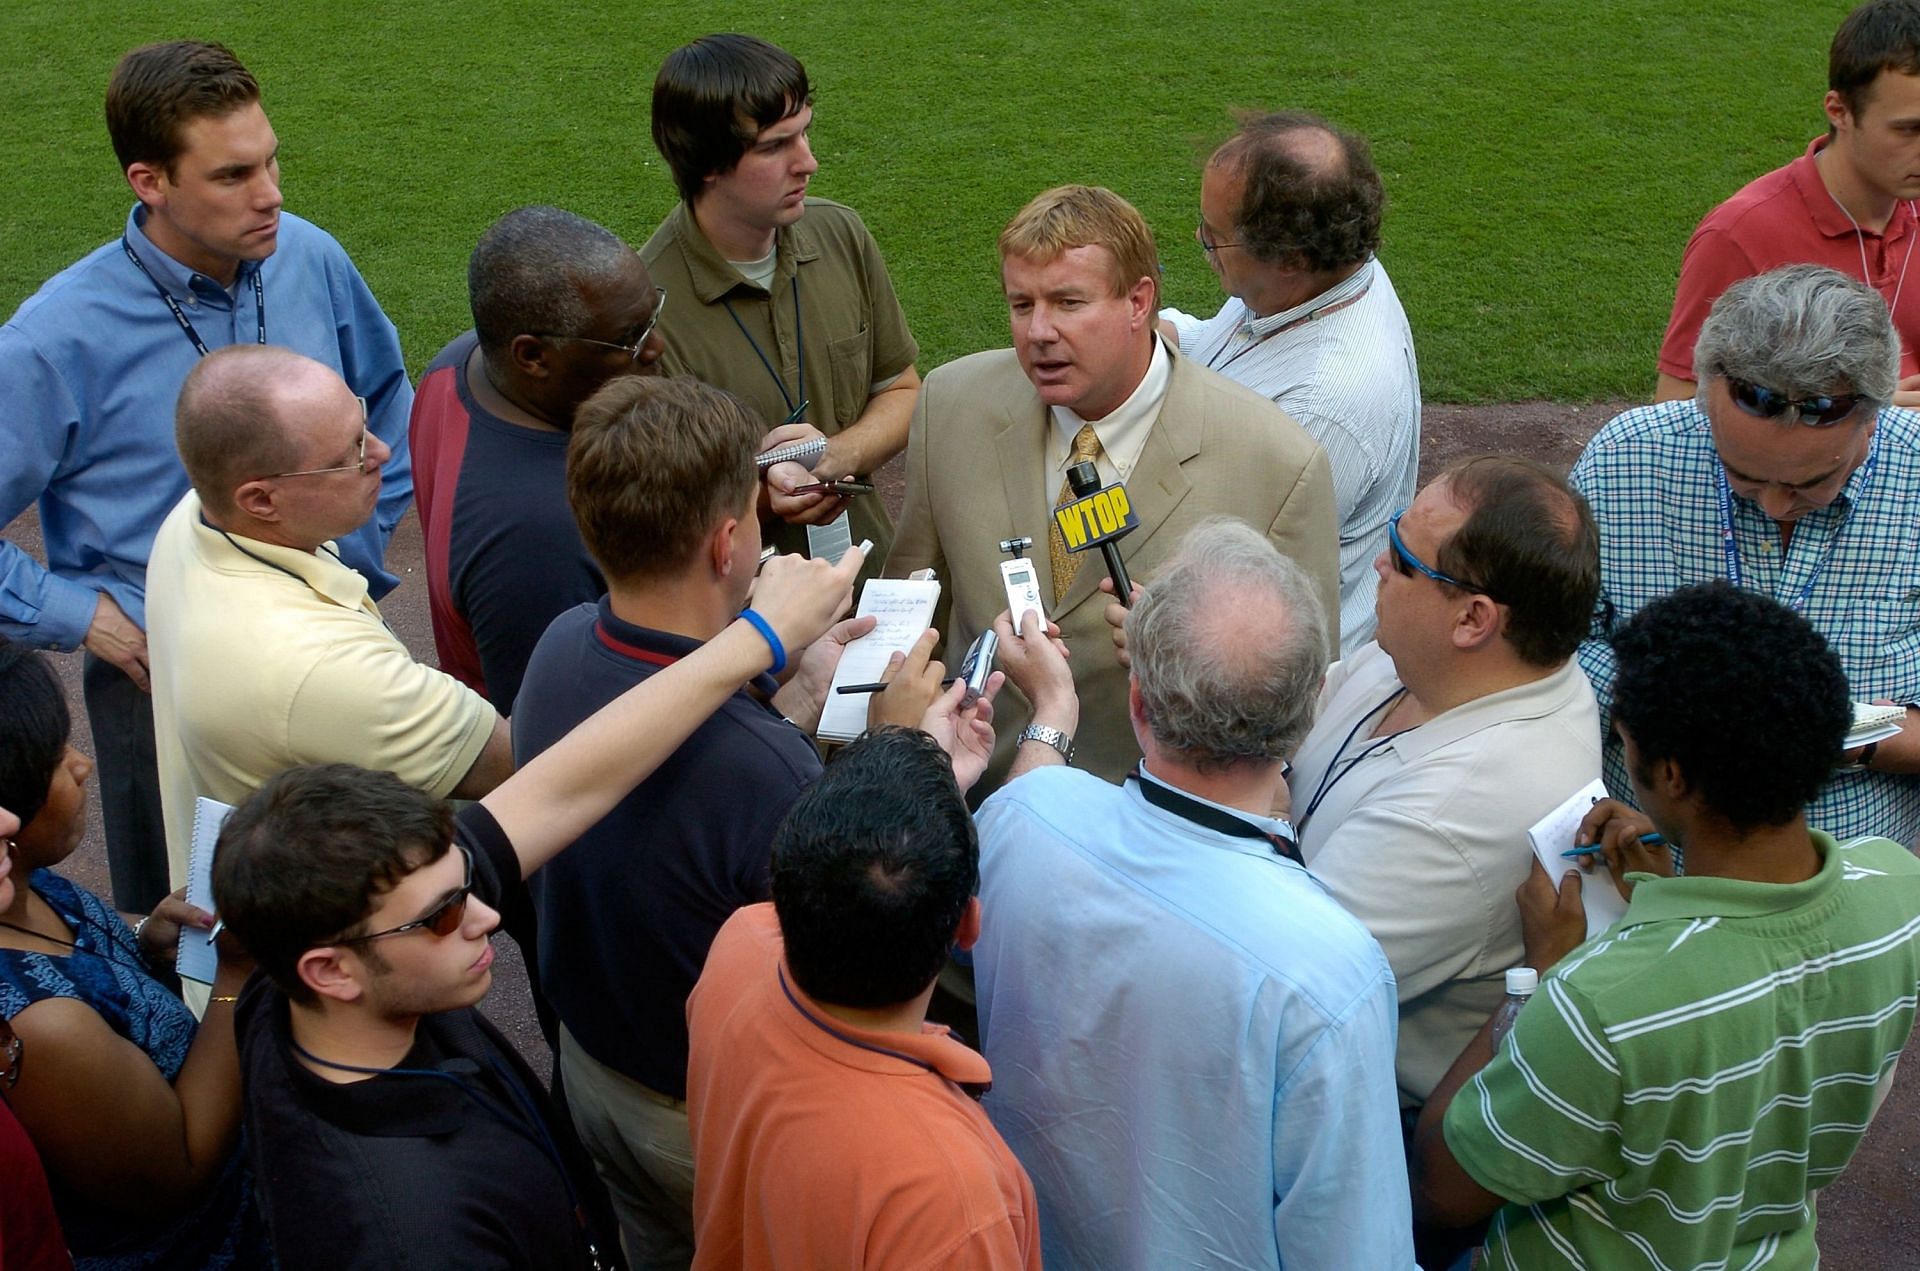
(817, 575, 942, 743)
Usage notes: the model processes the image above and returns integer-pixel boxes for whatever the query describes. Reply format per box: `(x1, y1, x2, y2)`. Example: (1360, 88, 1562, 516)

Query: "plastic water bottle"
(1489, 967, 1538, 1051)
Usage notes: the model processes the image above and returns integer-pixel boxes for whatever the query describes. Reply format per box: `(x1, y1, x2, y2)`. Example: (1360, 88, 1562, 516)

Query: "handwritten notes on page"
(818, 578, 942, 743)
(1526, 777, 1630, 939)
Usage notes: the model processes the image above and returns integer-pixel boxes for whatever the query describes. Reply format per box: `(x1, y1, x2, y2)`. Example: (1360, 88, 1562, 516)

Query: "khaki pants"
(558, 1025, 696, 1270)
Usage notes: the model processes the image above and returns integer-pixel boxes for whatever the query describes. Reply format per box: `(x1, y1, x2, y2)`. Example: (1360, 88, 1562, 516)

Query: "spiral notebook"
(177, 796, 234, 986)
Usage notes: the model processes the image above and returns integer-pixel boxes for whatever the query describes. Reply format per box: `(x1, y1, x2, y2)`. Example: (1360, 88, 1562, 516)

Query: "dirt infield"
(9, 399, 1917, 1267)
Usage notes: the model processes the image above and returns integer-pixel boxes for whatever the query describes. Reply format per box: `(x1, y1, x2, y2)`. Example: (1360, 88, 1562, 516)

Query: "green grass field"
(0, 1, 1852, 401)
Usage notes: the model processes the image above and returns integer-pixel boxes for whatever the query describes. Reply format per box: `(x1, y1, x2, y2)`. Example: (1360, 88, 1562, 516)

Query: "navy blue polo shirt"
(513, 598, 823, 1097)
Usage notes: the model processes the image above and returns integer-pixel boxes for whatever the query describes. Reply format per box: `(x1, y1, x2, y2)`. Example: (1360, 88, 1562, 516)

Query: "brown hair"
(1433, 456, 1600, 668)
(1830, 0, 1920, 120)
(567, 376, 763, 581)
(998, 185, 1160, 311)
(105, 41, 260, 174)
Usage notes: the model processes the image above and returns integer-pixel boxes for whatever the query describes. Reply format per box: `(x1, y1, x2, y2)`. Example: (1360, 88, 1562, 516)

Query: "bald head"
(1210, 110, 1384, 274)
(1126, 518, 1331, 771)
(175, 344, 341, 516)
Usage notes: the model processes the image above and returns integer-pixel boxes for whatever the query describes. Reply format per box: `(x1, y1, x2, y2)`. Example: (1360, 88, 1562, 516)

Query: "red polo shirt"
(686, 905, 1040, 1270)
(1660, 137, 1920, 381)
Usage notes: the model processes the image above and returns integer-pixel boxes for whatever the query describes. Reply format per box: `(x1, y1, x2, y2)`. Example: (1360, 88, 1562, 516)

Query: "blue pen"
(1561, 833, 1665, 860)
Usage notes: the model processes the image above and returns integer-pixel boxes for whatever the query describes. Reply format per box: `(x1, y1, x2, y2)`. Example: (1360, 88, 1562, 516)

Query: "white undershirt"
(1047, 336, 1171, 486)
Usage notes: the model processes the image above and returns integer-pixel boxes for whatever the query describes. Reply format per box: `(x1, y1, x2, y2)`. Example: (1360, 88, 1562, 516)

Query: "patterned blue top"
(0, 870, 263, 1269)
(1571, 399, 1920, 844)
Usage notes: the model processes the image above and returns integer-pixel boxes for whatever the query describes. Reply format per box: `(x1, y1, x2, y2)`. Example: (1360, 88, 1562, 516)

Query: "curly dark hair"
(0, 638, 70, 828)
(771, 728, 976, 1008)
(1611, 581, 1851, 832)
(1214, 110, 1383, 274)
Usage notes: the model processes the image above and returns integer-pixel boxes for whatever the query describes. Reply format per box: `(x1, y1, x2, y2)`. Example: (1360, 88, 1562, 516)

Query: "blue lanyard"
(722, 274, 804, 418)
(121, 238, 265, 356)
(1713, 430, 1877, 612)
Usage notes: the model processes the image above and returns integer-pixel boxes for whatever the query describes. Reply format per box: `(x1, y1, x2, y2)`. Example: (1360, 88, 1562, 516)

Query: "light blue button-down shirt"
(0, 206, 414, 648)
(973, 767, 1415, 1270)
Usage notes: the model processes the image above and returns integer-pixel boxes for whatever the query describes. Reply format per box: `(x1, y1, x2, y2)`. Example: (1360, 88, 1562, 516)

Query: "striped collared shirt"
(1444, 832, 1920, 1268)
(1571, 399, 1920, 846)
(1163, 257, 1420, 651)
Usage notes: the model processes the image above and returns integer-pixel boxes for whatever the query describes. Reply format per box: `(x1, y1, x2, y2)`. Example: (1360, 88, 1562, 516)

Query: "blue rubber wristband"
(738, 608, 787, 675)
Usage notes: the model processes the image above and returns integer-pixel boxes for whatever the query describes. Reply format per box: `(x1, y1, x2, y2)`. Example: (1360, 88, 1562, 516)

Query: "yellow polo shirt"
(146, 492, 497, 892)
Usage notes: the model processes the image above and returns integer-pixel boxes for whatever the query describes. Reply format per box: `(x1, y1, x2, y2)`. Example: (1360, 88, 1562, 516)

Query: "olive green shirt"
(641, 198, 918, 571)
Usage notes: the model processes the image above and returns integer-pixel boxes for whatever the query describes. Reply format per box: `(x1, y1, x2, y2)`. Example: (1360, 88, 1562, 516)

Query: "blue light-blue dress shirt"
(0, 206, 414, 648)
(973, 766, 1415, 1270)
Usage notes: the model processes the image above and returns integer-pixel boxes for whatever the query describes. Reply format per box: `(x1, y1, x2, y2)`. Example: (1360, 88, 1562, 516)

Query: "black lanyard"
(722, 274, 804, 418)
(122, 237, 265, 357)
(1295, 688, 1410, 834)
(1129, 766, 1302, 865)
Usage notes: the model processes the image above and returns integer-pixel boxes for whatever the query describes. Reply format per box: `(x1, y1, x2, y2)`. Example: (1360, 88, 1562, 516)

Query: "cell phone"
(999, 557, 1045, 633)
(956, 629, 999, 706)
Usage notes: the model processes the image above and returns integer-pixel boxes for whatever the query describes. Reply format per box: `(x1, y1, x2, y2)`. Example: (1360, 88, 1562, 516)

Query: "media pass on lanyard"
(807, 512, 855, 564)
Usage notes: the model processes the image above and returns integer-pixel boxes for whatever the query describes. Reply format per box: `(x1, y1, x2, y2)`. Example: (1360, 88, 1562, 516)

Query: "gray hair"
(468, 206, 638, 367)
(1692, 263, 1898, 413)
(1126, 517, 1330, 770)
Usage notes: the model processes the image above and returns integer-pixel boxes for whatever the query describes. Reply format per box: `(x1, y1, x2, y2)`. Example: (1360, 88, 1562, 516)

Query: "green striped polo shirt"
(1445, 831, 1920, 1269)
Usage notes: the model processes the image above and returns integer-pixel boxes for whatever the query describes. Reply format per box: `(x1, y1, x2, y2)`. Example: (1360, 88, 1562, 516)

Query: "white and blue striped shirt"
(1163, 257, 1420, 651)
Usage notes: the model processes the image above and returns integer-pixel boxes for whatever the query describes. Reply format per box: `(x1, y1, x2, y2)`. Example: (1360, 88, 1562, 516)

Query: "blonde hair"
(998, 185, 1160, 310)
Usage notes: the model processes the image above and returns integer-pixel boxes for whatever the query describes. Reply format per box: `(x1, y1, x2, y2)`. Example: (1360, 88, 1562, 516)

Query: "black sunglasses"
(334, 845, 473, 945)
(1722, 372, 1865, 428)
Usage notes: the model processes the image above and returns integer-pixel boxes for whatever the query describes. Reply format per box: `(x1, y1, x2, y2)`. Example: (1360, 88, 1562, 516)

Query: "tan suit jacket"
(887, 342, 1339, 791)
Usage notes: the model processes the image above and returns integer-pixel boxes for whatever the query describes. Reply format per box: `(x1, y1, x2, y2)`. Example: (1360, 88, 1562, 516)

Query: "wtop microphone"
(1054, 460, 1139, 606)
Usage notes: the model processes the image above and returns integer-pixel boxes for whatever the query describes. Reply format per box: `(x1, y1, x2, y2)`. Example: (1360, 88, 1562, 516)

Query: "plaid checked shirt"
(1571, 399, 1920, 846)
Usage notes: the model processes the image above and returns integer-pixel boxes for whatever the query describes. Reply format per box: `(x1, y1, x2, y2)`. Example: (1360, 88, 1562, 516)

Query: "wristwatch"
(1016, 723, 1075, 764)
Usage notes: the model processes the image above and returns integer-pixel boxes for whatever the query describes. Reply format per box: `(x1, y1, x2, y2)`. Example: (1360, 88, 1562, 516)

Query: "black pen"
(836, 676, 959, 695)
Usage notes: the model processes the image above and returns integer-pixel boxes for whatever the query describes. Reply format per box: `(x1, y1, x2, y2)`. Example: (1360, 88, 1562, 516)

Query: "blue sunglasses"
(1387, 510, 1497, 599)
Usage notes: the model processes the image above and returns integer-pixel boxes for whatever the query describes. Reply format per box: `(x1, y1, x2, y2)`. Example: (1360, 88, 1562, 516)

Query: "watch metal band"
(1017, 723, 1075, 763)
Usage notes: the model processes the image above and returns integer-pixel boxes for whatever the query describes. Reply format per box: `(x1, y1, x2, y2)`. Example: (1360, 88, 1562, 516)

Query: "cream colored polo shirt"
(146, 492, 498, 892)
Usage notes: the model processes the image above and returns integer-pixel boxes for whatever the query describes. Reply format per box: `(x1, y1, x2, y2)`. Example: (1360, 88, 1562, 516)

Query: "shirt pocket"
(827, 325, 874, 432)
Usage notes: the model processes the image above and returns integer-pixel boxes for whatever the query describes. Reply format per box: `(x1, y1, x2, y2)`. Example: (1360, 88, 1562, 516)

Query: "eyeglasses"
(269, 397, 371, 478)
(1196, 222, 1240, 256)
(334, 845, 473, 945)
(536, 287, 669, 362)
(1387, 509, 1498, 599)
(1721, 371, 1865, 428)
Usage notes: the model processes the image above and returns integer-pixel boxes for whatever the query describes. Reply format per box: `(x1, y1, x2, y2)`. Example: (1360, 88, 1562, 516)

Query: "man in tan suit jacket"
(888, 185, 1339, 792)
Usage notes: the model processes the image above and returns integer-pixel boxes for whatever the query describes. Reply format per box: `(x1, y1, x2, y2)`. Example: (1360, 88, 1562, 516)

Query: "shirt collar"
(593, 595, 783, 698)
(188, 493, 371, 611)
(250, 982, 473, 1138)
(1136, 760, 1296, 844)
(776, 961, 993, 1091)
(1374, 657, 1591, 764)
(667, 200, 824, 305)
(1614, 829, 1847, 927)
(124, 204, 259, 304)
(1050, 334, 1172, 481)
(1241, 256, 1376, 337)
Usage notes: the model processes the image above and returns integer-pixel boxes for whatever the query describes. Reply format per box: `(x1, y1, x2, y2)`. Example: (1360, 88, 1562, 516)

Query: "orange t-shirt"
(686, 904, 1040, 1270)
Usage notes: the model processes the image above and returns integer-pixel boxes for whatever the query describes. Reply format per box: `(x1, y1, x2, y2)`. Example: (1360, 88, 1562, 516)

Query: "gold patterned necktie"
(1049, 424, 1105, 603)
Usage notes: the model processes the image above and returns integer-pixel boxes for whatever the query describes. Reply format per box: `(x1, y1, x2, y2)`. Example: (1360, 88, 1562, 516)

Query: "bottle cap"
(1505, 967, 1539, 996)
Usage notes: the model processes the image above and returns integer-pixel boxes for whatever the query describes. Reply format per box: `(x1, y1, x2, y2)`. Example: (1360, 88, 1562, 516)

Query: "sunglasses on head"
(333, 845, 473, 945)
(1721, 371, 1865, 428)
